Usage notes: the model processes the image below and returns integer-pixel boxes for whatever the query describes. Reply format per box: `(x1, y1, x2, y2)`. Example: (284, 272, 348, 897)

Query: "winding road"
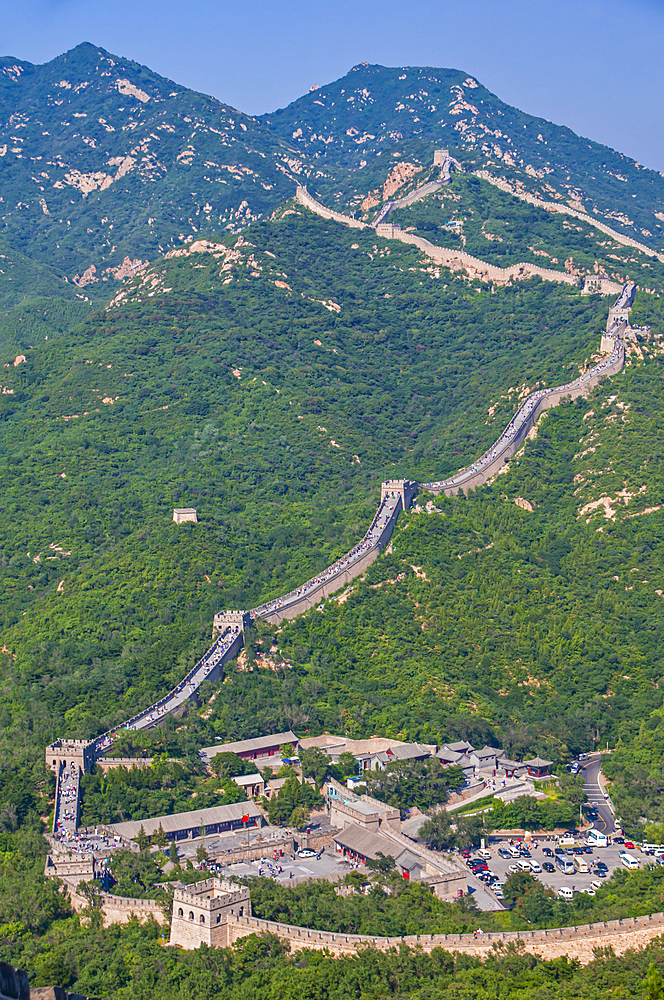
(580, 753, 615, 835)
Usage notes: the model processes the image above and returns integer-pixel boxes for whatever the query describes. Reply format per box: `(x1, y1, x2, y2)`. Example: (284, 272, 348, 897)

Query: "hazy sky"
(4, 0, 664, 171)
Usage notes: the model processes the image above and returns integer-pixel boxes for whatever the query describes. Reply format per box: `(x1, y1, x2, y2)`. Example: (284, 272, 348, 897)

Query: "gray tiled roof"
(108, 800, 263, 840)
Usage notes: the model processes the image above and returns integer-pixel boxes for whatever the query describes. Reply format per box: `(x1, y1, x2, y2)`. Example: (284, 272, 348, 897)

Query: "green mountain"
(3, 41, 664, 995)
(2, 44, 664, 320)
(263, 62, 664, 246)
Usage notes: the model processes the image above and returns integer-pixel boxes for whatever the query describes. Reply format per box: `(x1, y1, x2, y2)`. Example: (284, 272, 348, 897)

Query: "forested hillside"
(0, 208, 614, 759)
(3, 36, 664, 998)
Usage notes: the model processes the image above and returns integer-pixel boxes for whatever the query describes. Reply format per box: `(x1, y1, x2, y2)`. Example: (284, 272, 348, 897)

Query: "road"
(579, 754, 614, 834)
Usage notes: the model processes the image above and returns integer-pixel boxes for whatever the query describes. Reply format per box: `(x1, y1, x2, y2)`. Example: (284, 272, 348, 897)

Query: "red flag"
(241, 814, 249, 823)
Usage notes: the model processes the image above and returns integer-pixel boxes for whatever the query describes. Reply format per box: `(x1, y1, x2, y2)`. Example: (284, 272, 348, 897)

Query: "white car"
(590, 880, 602, 891)
(529, 861, 542, 873)
(297, 848, 317, 858)
(579, 887, 596, 896)
(557, 886, 574, 901)
(477, 849, 492, 860)
(508, 864, 520, 873)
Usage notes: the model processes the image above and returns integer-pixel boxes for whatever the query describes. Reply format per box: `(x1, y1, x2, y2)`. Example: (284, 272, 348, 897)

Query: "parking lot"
(464, 837, 655, 906)
(204, 848, 354, 886)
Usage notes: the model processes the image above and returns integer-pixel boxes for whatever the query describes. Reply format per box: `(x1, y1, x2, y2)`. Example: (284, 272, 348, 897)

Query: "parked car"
(297, 849, 316, 858)
(582, 846, 594, 855)
(520, 848, 531, 858)
(508, 864, 520, 873)
(625, 841, 636, 850)
(461, 850, 471, 859)
(590, 880, 602, 891)
(498, 847, 512, 859)
(543, 862, 555, 873)
(542, 847, 553, 857)
(477, 849, 492, 860)
(557, 886, 574, 901)
(530, 861, 542, 873)
(613, 837, 625, 844)
(595, 861, 609, 872)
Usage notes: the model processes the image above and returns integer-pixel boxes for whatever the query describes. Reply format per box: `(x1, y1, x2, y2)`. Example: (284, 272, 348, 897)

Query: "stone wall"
(95, 757, 154, 773)
(258, 499, 402, 625)
(219, 910, 664, 964)
(67, 887, 166, 928)
(433, 349, 624, 497)
(295, 187, 366, 230)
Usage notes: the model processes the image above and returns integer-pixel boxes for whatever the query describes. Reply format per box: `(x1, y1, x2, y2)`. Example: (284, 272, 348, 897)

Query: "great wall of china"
(42, 172, 657, 964)
(66, 875, 664, 965)
(46, 171, 636, 807)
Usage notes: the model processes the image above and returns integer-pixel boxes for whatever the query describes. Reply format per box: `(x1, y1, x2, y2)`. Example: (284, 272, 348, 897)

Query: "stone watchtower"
(169, 879, 251, 949)
(45, 738, 94, 775)
(212, 609, 252, 639)
(380, 479, 418, 512)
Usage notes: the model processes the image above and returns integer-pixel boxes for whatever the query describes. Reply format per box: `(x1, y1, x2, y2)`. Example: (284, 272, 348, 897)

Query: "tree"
(337, 752, 358, 779)
(152, 822, 168, 848)
(366, 852, 398, 885)
(289, 805, 310, 828)
(280, 743, 295, 760)
(135, 825, 149, 851)
(299, 747, 331, 789)
(502, 871, 556, 923)
(212, 752, 247, 780)
(419, 810, 455, 851)
(169, 840, 180, 866)
(77, 878, 104, 929)
(196, 844, 208, 864)
(455, 813, 489, 850)
(647, 963, 664, 1000)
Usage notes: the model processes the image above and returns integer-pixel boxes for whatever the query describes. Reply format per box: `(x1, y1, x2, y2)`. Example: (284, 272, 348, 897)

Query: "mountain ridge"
(1, 44, 664, 318)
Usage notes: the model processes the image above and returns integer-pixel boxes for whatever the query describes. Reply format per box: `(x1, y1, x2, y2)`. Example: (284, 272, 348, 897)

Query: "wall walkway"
(218, 909, 664, 964)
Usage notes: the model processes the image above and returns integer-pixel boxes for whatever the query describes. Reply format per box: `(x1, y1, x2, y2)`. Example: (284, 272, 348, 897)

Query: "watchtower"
(173, 508, 198, 524)
(45, 738, 94, 775)
(433, 149, 449, 166)
(169, 879, 251, 949)
(380, 480, 417, 511)
(212, 609, 251, 638)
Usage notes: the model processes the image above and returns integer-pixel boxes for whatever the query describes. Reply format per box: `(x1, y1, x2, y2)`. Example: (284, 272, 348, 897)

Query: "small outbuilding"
(173, 508, 198, 524)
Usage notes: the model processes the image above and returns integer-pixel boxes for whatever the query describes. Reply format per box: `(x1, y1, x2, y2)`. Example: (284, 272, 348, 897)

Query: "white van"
(557, 886, 574, 901)
(529, 860, 542, 873)
(586, 829, 608, 848)
(620, 853, 640, 870)
(517, 859, 532, 872)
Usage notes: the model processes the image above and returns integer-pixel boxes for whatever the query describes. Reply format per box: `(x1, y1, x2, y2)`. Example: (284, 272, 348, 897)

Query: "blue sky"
(4, 0, 664, 171)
